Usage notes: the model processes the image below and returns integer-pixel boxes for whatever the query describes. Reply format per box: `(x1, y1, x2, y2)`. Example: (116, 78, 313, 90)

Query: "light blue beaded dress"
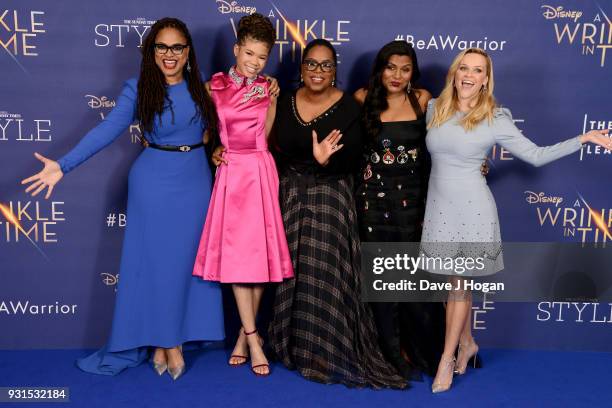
(421, 99, 582, 275)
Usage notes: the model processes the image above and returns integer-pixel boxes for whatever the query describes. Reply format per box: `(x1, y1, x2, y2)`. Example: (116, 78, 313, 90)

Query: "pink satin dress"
(193, 69, 294, 283)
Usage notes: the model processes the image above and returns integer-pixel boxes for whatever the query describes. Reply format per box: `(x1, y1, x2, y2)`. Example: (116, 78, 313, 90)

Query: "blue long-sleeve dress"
(58, 78, 225, 375)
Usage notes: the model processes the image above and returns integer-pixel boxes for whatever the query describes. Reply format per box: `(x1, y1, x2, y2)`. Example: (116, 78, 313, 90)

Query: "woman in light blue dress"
(421, 48, 611, 393)
(21, 18, 224, 379)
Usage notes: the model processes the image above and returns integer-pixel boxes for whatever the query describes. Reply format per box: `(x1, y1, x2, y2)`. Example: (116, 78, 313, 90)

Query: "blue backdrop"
(1, 0, 610, 351)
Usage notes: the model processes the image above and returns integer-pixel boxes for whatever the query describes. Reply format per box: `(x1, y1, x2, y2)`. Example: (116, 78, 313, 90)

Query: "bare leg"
(460, 303, 475, 345)
(229, 284, 265, 365)
(252, 285, 264, 315)
(233, 284, 269, 375)
(456, 301, 479, 374)
(432, 278, 471, 392)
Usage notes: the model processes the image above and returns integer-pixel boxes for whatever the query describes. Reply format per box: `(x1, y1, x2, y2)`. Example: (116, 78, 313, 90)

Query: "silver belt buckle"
(179, 145, 191, 152)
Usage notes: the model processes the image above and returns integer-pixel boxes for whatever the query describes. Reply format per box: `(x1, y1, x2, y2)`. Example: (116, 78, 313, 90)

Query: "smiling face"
(301, 45, 336, 93)
(233, 37, 270, 78)
(382, 54, 413, 95)
(454, 52, 489, 104)
(153, 27, 189, 84)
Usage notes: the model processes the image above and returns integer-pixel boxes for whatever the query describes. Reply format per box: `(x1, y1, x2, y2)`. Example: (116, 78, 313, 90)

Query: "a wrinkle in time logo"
(579, 113, 612, 160)
(84, 94, 141, 144)
(94, 18, 155, 48)
(0, 111, 52, 142)
(541, 4, 612, 67)
(525, 191, 612, 244)
(0, 10, 46, 57)
(0, 201, 66, 249)
(217, 1, 351, 63)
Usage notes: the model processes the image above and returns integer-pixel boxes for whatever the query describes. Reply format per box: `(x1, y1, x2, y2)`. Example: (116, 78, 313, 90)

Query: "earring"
(332, 78, 336, 87)
(406, 81, 412, 94)
(481, 84, 487, 92)
(187, 60, 191, 72)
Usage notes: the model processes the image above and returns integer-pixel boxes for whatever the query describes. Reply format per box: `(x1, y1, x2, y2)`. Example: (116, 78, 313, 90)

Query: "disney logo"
(85, 95, 116, 109)
(541, 5, 582, 22)
(524, 191, 564, 207)
(216, 0, 256, 15)
(101, 273, 119, 286)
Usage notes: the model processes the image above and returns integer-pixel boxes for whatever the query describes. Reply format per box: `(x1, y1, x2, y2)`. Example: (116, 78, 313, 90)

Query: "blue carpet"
(0, 348, 610, 407)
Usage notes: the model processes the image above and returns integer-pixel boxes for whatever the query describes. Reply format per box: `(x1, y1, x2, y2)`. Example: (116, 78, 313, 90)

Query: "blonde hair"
(429, 48, 497, 131)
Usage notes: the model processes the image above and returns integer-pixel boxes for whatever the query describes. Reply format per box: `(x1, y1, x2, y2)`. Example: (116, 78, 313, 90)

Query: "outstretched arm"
(58, 80, 138, 173)
(494, 108, 610, 167)
(22, 79, 137, 199)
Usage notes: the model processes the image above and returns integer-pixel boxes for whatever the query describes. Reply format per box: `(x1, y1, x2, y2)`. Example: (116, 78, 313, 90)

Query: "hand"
(265, 75, 280, 99)
(579, 129, 611, 150)
(480, 159, 490, 176)
(211, 145, 227, 167)
(21, 152, 63, 199)
(312, 129, 343, 166)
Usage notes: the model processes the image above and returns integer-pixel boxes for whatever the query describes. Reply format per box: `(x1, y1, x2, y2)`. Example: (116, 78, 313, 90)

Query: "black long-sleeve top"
(272, 90, 365, 176)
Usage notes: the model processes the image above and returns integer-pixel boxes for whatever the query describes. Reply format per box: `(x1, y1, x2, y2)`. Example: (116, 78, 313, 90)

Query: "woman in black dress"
(268, 39, 406, 389)
(354, 41, 445, 379)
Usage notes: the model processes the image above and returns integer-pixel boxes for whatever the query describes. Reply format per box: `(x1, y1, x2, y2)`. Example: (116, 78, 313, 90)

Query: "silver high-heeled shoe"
(167, 364, 185, 380)
(151, 348, 168, 376)
(454, 342, 479, 375)
(432, 357, 456, 394)
(152, 361, 168, 376)
(167, 345, 185, 381)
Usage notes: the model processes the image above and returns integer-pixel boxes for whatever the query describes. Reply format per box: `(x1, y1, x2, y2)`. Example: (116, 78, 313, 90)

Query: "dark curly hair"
(363, 41, 422, 141)
(236, 13, 275, 52)
(137, 17, 218, 140)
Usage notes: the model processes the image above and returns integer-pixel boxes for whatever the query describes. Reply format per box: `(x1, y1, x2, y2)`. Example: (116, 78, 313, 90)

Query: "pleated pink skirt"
(193, 149, 294, 283)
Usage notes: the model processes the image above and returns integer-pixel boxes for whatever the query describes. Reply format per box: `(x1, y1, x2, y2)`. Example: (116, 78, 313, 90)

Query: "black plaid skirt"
(268, 170, 407, 389)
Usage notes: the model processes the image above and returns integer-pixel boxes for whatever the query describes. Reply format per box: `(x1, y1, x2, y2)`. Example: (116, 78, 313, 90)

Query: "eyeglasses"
(154, 43, 188, 55)
(302, 59, 336, 72)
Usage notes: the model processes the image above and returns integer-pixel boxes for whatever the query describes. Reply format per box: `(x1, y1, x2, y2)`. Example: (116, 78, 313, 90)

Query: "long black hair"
(137, 17, 218, 140)
(363, 40, 421, 140)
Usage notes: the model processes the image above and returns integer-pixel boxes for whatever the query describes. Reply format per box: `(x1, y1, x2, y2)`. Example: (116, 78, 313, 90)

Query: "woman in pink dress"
(192, 13, 293, 376)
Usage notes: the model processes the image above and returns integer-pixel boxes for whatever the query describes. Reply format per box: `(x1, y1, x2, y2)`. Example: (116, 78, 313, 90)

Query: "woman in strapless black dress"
(354, 41, 445, 380)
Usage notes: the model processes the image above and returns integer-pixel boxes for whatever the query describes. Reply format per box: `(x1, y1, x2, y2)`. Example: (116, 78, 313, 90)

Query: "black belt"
(143, 140, 204, 152)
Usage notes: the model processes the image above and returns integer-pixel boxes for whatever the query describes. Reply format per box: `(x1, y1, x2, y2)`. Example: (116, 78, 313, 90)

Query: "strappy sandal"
(245, 328, 270, 377)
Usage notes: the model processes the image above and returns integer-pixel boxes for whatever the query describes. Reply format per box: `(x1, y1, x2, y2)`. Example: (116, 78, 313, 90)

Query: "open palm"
(312, 129, 343, 166)
(21, 152, 63, 199)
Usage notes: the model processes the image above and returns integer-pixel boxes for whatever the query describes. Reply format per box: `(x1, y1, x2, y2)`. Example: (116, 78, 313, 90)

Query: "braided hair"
(137, 17, 218, 140)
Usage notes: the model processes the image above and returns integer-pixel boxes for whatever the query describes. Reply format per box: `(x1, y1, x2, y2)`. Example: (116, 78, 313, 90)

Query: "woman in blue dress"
(21, 18, 224, 379)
